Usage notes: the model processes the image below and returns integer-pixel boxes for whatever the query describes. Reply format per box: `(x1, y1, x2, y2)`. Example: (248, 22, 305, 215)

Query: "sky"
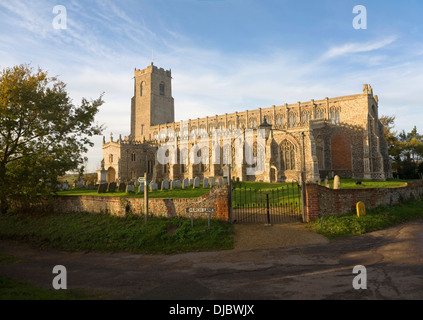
(1, 0, 423, 172)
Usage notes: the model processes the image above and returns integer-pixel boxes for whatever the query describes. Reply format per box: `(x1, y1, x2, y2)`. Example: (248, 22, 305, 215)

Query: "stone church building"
(98, 63, 392, 184)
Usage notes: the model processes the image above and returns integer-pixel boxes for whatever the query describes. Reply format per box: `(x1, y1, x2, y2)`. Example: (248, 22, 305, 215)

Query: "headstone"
(162, 179, 170, 190)
(150, 181, 158, 191)
(193, 177, 200, 188)
(138, 184, 144, 193)
(182, 178, 189, 189)
(333, 175, 341, 190)
(189, 178, 194, 186)
(325, 177, 329, 188)
(210, 177, 216, 187)
(118, 182, 126, 192)
(62, 181, 69, 191)
(107, 182, 117, 192)
(173, 180, 181, 189)
(223, 177, 228, 185)
(218, 177, 223, 186)
(126, 184, 135, 193)
(203, 178, 209, 189)
(356, 201, 366, 217)
(97, 183, 107, 193)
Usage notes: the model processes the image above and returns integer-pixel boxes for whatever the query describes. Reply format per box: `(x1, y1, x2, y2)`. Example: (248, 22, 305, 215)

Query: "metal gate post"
(265, 193, 271, 226)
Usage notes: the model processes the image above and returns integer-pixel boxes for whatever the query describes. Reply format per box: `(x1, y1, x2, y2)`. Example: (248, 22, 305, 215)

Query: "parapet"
(134, 63, 171, 77)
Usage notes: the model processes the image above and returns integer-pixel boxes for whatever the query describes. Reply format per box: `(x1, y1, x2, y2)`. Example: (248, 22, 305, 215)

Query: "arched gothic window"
(316, 109, 325, 120)
(302, 111, 311, 125)
(330, 107, 340, 124)
(276, 114, 284, 128)
(281, 140, 296, 170)
(288, 113, 297, 128)
(316, 136, 324, 170)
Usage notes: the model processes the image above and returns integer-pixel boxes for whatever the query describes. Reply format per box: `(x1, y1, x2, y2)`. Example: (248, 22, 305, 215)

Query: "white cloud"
(322, 36, 398, 60)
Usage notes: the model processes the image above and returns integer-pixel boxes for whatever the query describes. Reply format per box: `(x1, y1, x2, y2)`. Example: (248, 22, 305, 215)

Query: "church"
(97, 62, 392, 185)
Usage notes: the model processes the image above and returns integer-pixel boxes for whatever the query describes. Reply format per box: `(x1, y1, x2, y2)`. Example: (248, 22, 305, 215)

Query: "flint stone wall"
(53, 186, 229, 221)
(305, 180, 423, 221)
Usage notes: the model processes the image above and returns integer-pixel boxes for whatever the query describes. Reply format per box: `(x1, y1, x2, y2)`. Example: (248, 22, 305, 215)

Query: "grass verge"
(0, 212, 234, 254)
(0, 276, 106, 300)
(308, 199, 423, 238)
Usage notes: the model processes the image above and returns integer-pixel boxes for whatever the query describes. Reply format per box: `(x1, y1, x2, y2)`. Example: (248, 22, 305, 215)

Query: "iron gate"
(231, 182, 303, 224)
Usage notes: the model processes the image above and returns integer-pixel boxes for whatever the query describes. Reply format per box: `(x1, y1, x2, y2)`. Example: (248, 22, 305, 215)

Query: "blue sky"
(1, 0, 423, 172)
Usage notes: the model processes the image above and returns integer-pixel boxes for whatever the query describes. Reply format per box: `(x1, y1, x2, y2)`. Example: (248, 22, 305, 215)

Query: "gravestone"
(203, 178, 209, 189)
(223, 177, 228, 185)
(356, 201, 366, 217)
(62, 181, 69, 191)
(189, 178, 194, 186)
(126, 184, 135, 193)
(333, 175, 341, 190)
(325, 177, 329, 188)
(118, 182, 126, 192)
(107, 182, 117, 193)
(210, 178, 216, 187)
(218, 178, 223, 186)
(150, 181, 158, 191)
(193, 177, 200, 188)
(182, 178, 189, 189)
(173, 180, 181, 189)
(97, 183, 107, 193)
(138, 184, 144, 193)
(162, 179, 170, 190)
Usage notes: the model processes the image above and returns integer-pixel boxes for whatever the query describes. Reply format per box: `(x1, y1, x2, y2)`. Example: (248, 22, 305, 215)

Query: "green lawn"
(0, 212, 234, 255)
(0, 276, 106, 300)
(319, 178, 408, 189)
(308, 199, 423, 238)
(232, 181, 301, 208)
(57, 185, 211, 198)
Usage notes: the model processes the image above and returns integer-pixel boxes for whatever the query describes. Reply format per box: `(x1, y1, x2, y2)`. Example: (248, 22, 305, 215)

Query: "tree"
(380, 115, 423, 179)
(0, 64, 104, 214)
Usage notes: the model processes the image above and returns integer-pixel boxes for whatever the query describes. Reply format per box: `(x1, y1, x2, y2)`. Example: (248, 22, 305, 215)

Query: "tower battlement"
(135, 63, 171, 77)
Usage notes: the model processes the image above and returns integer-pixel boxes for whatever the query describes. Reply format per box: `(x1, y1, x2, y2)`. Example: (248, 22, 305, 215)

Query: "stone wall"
(305, 180, 423, 221)
(53, 186, 229, 221)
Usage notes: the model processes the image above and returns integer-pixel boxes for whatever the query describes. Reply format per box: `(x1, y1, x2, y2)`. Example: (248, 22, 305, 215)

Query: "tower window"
(160, 82, 165, 96)
(140, 82, 143, 96)
(131, 153, 136, 161)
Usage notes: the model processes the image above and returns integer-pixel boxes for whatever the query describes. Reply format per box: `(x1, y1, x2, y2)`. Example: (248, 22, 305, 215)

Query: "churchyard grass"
(308, 199, 423, 238)
(319, 178, 408, 189)
(57, 186, 210, 198)
(0, 212, 234, 255)
(232, 181, 302, 209)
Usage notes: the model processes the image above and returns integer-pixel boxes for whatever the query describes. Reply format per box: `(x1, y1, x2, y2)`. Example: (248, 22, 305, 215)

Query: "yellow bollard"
(356, 201, 366, 217)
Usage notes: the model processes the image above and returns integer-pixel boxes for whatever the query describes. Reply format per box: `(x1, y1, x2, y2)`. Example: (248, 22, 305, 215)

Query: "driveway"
(1, 221, 423, 300)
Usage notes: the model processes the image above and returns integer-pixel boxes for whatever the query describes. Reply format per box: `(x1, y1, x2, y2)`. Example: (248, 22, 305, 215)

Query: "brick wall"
(305, 180, 423, 221)
(54, 186, 230, 221)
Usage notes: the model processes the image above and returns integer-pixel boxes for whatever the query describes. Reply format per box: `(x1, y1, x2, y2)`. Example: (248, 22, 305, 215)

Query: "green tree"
(379, 116, 423, 179)
(0, 64, 104, 214)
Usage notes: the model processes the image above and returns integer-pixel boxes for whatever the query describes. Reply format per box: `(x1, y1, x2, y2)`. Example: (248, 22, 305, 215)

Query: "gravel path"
(232, 222, 329, 251)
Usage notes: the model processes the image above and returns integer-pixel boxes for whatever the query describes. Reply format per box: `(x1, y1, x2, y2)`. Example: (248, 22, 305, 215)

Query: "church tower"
(130, 63, 175, 141)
